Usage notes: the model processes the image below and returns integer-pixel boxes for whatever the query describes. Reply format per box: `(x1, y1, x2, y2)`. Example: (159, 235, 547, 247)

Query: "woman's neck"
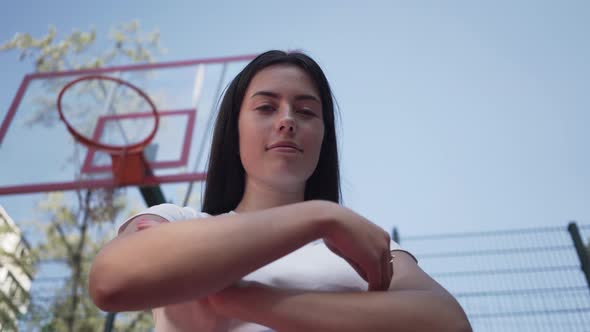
(235, 178, 305, 213)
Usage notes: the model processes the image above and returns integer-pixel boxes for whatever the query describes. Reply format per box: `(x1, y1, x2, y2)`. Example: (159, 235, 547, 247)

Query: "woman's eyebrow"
(251, 90, 321, 103)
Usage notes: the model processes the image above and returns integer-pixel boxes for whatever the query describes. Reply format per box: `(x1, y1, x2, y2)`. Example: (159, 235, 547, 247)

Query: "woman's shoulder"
(117, 203, 211, 235)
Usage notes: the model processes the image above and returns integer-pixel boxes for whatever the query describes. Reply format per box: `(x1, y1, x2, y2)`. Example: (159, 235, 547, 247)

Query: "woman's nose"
(279, 122, 294, 132)
(277, 109, 296, 133)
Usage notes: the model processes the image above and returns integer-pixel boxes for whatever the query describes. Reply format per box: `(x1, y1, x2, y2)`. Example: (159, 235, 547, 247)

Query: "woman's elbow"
(442, 297, 472, 332)
(88, 251, 126, 312)
(451, 316, 473, 332)
(422, 289, 472, 332)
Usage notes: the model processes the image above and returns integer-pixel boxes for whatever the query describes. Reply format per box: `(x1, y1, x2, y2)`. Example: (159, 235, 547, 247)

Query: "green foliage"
(1, 20, 164, 331)
(1, 21, 165, 129)
(17, 190, 155, 331)
(0, 20, 165, 72)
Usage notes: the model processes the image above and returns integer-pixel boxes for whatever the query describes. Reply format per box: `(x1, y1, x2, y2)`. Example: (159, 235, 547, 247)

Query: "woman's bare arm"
(89, 200, 392, 312)
(90, 201, 325, 311)
(209, 252, 472, 332)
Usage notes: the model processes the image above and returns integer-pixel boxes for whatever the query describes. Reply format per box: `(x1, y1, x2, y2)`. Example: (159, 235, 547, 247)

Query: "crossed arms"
(89, 200, 471, 331)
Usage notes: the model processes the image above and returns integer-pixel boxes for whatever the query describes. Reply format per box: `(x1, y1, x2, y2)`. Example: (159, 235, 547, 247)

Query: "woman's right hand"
(318, 201, 393, 291)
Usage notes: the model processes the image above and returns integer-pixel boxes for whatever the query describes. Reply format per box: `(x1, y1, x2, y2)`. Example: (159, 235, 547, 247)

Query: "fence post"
(567, 221, 590, 291)
(392, 227, 400, 244)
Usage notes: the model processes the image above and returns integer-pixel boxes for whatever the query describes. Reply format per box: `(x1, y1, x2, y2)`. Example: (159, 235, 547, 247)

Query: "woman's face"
(238, 64, 325, 192)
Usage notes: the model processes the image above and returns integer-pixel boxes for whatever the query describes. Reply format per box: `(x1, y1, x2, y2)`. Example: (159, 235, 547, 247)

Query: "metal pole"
(567, 221, 590, 291)
(103, 312, 116, 332)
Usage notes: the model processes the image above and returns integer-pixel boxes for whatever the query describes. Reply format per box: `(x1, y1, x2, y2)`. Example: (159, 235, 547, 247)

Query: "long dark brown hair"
(202, 50, 340, 215)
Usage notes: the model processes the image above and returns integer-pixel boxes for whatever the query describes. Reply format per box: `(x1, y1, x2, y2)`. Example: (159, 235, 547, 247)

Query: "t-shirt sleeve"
(117, 203, 210, 235)
(390, 240, 418, 263)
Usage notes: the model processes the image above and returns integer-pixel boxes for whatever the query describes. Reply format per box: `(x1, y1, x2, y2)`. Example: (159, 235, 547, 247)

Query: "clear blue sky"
(1, 0, 589, 238)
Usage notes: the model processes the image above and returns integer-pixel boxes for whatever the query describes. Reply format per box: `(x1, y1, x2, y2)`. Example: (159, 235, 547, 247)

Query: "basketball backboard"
(0, 54, 257, 196)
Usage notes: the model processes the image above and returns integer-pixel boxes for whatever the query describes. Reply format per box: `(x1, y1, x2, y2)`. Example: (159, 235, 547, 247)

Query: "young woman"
(89, 50, 471, 332)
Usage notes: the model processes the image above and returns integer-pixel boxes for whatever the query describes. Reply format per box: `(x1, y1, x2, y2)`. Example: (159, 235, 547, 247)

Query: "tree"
(1, 20, 164, 72)
(1, 21, 165, 331)
(20, 191, 125, 331)
(0, 214, 37, 331)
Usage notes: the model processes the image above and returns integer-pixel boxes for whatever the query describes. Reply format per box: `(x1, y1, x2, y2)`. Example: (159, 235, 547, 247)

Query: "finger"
(380, 251, 387, 290)
(325, 243, 369, 282)
(136, 223, 156, 231)
(389, 251, 395, 281)
(386, 238, 393, 287)
(334, 251, 368, 282)
(381, 250, 392, 290)
(367, 260, 382, 291)
(136, 219, 163, 231)
(345, 257, 368, 282)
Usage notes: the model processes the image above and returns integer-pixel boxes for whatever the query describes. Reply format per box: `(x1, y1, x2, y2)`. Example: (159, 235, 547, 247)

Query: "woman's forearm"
(89, 201, 332, 312)
(217, 286, 472, 332)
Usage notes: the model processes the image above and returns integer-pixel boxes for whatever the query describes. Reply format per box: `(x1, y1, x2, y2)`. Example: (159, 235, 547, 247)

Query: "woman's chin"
(256, 175, 306, 193)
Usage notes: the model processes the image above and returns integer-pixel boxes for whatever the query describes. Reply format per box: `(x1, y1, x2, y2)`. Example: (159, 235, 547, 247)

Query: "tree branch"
(66, 189, 93, 332)
(52, 221, 74, 259)
(123, 311, 150, 331)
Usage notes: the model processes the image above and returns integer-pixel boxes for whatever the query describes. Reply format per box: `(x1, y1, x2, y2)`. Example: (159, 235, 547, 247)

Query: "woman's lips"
(266, 141, 303, 152)
(269, 146, 300, 153)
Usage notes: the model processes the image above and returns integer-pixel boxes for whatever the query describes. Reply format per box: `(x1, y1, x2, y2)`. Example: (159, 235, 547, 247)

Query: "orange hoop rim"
(57, 74, 159, 154)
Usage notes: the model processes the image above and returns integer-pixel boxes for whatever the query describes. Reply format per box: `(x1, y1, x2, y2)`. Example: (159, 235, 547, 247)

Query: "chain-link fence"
(21, 222, 590, 331)
(396, 222, 590, 331)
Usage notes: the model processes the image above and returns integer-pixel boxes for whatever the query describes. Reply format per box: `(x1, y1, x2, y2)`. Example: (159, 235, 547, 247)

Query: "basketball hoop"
(57, 75, 160, 185)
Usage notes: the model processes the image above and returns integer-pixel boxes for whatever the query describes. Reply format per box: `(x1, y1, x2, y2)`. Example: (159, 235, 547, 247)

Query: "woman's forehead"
(246, 64, 321, 99)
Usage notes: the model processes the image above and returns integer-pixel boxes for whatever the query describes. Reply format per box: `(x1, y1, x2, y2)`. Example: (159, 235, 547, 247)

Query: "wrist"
(302, 200, 340, 240)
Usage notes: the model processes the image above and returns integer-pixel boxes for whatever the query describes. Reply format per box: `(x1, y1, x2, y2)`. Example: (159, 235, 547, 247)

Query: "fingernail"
(136, 220, 152, 227)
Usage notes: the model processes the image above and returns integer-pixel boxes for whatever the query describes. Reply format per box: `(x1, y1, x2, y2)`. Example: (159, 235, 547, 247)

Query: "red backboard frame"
(81, 109, 196, 173)
(0, 53, 258, 195)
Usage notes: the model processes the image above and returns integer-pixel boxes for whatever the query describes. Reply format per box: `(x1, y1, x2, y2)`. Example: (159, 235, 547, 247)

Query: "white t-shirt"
(117, 204, 417, 332)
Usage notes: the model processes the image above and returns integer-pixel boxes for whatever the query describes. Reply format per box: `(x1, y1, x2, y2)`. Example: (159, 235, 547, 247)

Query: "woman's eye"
(256, 105, 275, 112)
(298, 109, 316, 116)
